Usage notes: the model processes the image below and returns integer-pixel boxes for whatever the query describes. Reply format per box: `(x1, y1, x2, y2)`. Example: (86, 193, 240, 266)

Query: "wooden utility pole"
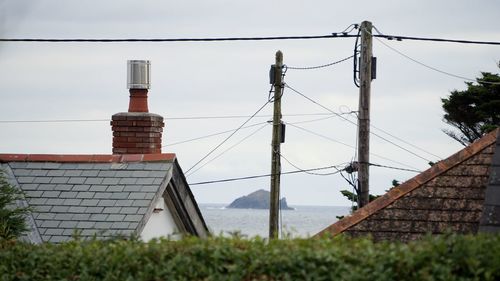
(269, 50, 283, 239)
(357, 21, 373, 208)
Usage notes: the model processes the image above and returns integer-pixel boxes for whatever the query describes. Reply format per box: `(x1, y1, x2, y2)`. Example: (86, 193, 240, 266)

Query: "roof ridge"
(316, 128, 499, 237)
(0, 153, 176, 163)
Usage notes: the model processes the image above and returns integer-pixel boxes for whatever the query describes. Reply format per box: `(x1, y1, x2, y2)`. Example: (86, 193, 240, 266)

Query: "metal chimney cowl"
(127, 60, 151, 89)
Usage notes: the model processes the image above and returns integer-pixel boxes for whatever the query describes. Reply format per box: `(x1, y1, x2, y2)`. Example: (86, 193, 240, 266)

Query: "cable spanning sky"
(0, 0, 499, 206)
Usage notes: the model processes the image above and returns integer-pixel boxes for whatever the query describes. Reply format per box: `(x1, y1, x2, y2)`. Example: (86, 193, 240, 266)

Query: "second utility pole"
(357, 21, 373, 208)
(269, 50, 283, 239)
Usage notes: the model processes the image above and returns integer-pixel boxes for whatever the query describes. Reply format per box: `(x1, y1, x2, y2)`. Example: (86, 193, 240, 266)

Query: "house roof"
(317, 129, 500, 241)
(0, 153, 209, 243)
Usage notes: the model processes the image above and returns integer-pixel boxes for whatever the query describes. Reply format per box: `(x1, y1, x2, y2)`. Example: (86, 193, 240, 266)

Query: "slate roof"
(317, 129, 500, 242)
(0, 153, 208, 243)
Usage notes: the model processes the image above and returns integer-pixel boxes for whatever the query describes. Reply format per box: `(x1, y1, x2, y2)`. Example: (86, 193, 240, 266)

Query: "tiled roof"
(0, 153, 203, 243)
(317, 129, 499, 241)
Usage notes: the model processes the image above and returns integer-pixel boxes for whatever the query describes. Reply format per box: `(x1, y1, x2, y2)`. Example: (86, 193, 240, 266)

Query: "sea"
(199, 204, 351, 238)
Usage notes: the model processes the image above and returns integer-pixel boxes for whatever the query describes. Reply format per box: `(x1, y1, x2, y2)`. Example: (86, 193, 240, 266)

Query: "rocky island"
(227, 189, 294, 210)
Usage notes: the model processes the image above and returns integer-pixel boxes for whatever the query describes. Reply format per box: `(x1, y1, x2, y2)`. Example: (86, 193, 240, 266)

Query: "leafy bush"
(0, 171, 31, 240)
(0, 233, 499, 281)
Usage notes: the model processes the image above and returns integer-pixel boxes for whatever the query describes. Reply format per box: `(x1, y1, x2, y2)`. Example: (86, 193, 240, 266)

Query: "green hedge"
(1, 233, 499, 281)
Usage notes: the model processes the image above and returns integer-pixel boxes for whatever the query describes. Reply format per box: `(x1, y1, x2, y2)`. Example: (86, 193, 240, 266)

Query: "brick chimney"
(111, 60, 165, 154)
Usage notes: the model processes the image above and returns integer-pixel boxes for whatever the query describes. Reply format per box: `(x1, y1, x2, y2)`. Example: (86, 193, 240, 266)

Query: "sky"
(0, 0, 499, 206)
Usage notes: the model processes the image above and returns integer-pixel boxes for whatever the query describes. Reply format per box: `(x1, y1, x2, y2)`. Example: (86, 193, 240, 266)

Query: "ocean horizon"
(199, 203, 351, 238)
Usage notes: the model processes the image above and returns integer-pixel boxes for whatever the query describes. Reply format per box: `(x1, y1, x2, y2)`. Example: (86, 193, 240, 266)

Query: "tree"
(441, 72, 500, 146)
(0, 171, 31, 240)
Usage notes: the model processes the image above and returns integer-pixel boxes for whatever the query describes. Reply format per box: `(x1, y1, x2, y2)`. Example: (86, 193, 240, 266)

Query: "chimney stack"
(111, 60, 165, 154)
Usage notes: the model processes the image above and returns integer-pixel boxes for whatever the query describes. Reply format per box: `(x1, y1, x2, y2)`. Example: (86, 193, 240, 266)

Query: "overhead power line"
(0, 34, 498, 45)
(368, 162, 421, 173)
(185, 100, 271, 174)
(0, 34, 357, 43)
(189, 164, 344, 186)
(285, 55, 354, 70)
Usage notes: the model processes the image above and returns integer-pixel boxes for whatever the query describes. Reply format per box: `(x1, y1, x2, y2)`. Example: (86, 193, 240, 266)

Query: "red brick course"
(111, 113, 164, 154)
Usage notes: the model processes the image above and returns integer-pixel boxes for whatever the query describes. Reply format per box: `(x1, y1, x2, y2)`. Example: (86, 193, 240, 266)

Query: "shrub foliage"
(1, 233, 499, 281)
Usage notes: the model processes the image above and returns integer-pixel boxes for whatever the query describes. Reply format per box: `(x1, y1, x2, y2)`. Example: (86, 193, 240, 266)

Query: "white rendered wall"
(140, 198, 181, 241)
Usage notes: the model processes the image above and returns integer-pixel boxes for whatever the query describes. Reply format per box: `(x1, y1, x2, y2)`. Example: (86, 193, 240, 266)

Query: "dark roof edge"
(0, 153, 176, 163)
(168, 159, 210, 238)
(316, 128, 499, 237)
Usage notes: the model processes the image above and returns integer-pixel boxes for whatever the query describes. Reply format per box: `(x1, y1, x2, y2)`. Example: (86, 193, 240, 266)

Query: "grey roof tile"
(153, 178, 164, 185)
(68, 177, 86, 184)
(62, 199, 82, 206)
(68, 206, 87, 213)
(41, 220, 61, 228)
(47, 170, 65, 177)
(59, 221, 78, 228)
(42, 191, 61, 198)
(14, 169, 32, 176)
(106, 185, 125, 192)
(59, 191, 78, 198)
(137, 178, 155, 185)
(45, 228, 65, 236)
(59, 163, 79, 170)
(72, 213, 91, 220)
(41, 235, 52, 241)
(127, 163, 145, 170)
(28, 197, 48, 205)
(72, 184, 91, 191)
(107, 214, 125, 221)
(77, 192, 95, 199)
(54, 213, 74, 220)
(103, 207, 122, 213)
(20, 183, 39, 190)
(132, 200, 151, 207)
(102, 178, 120, 185)
(50, 177, 69, 184)
(76, 164, 94, 170)
(94, 192, 112, 199)
(51, 205, 70, 213)
(47, 199, 65, 205)
(30, 170, 49, 177)
(124, 214, 142, 222)
(119, 178, 137, 185)
(144, 193, 155, 200)
(98, 170, 117, 177)
(62, 229, 76, 235)
(111, 222, 130, 229)
(138, 207, 148, 214)
(95, 222, 113, 229)
(115, 200, 134, 207)
(123, 185, 141, 192)
(33, 177, 52, 184)
(89, 185, 107, 192)
(121, 207, 139, 214)
(25, 163, 44, 169)
(77, 221, 95, 229)
(128, 193, 147, 200)
(148, 170, 167, 178)
(54, 184, 73, 191)
(111, 163, 128, 170)
(25, 190, 43, 197)
(129, 222, 139, 229)
(85, 207, 104, 213)
(115, 170, 133, 178)
(9, 162, 28, 168)
(109, 192, 129, 200)
(17, 176, 35, 183)
(37, 184, 56, 191)
(132, 171, 150, 178)
(36, 213, 56, 220)
(34, 205, 52, 212)
(81, 170, 99, 177)
(63, 170, 83, 177)
(42, 163, 61, 169)
(90, 214, 109, 221)
(97, 200, 116, 207)
(81, 199, 99, 206)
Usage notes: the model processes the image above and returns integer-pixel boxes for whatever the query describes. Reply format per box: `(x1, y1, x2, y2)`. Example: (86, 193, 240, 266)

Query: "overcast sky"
(0, 0, 499, 206)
